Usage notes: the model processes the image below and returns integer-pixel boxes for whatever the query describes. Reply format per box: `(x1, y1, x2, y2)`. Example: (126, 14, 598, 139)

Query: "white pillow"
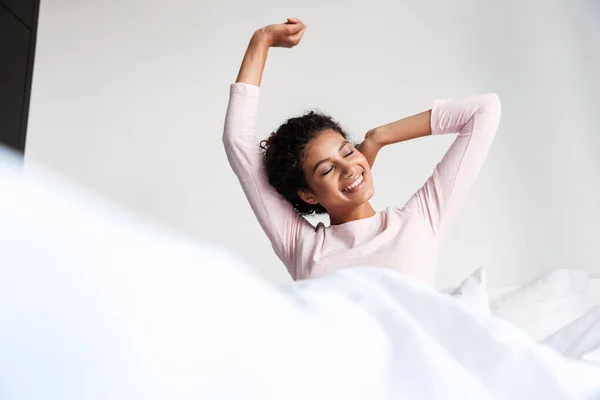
(443, 268, 491, 315)
(491, 269, 590, 342)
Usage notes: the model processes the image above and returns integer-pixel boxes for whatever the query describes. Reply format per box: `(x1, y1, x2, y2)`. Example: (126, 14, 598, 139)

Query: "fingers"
(296, 25, 306, 41)
(287, 20, 305, 35)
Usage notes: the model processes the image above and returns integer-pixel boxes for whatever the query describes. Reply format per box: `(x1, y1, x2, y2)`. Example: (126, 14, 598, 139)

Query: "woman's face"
(299, 129, 375, 214)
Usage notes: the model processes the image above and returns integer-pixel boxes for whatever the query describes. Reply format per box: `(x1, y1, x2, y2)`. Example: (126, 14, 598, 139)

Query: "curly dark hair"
(260, 110, 350, 215)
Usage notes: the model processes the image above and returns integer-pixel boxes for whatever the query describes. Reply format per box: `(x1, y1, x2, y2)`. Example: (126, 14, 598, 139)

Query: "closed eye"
(322, 166, 334, 176)
(322, 150, 353, 175)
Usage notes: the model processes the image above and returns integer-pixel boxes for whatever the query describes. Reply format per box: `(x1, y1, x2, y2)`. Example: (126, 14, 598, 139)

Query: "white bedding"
(491, 269, 593, 341)
(489, 278, 600, 310)
(584, 279, 600, 310)
(445, 265, 600, 368)
(542, 306, 600, 363)
(1, 150, 600, 399)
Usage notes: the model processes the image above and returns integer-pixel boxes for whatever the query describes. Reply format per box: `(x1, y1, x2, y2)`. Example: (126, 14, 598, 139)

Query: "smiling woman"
(223, 18, 501, 282)
(296, 129, 376, 225)
(260, 110, 377, 224)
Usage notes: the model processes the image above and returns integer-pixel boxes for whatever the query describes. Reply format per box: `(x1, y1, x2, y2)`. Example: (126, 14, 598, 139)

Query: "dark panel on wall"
(17, 0, 39, 151)
(0, 0, 39, 153)
(0, 6, 31, 151)
(0, 0, 35, 28)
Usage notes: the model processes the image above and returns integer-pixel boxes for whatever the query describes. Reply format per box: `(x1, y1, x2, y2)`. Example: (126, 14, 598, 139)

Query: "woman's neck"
(329, 202, 377, 226)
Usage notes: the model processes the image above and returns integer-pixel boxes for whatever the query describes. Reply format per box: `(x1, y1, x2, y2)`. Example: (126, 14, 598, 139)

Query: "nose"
(340, 161, 358, 178)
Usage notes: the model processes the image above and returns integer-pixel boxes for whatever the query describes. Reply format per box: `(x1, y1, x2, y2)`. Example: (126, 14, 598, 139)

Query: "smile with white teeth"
(342, 173, 364, 192)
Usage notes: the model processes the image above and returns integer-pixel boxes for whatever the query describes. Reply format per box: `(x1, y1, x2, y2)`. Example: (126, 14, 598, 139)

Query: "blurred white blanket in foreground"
(1, 150, 599, 400)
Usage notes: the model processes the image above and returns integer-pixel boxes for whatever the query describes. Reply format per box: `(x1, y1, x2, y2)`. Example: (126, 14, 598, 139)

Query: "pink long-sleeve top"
(223, 82, 501, 285)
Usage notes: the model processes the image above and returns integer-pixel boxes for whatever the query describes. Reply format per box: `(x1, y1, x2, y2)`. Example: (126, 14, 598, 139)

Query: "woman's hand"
(257, 18, 306, 48)
(236, 18, 305, 86)
(356, 129, 383, 169)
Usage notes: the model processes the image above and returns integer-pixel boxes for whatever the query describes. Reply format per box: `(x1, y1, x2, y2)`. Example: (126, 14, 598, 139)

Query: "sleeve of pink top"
(222, 82, 313, 279)
(406, 93, 502, 238)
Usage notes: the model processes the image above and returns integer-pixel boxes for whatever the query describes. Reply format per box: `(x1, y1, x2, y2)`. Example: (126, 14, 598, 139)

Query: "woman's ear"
(298, 189, 318, 205)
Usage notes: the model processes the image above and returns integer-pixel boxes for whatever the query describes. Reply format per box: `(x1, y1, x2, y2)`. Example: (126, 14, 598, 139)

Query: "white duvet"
(543, 306, 600, 363)
(1, 150, 600, 399)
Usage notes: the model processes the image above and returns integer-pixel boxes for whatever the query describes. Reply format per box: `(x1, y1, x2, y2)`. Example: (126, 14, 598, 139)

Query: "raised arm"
(357, 110, 432, 168)
(409, 94, 501, 237)
(223, 19, 312, 279)
(361, 94, 501, 236)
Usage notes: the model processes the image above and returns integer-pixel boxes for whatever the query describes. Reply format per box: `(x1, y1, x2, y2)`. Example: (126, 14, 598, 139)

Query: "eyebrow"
(312, 141, 351, 173)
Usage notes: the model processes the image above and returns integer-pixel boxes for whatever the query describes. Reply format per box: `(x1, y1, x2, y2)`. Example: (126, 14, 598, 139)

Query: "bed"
(2, 149, 599, 399)
(448, 267, 600, 363)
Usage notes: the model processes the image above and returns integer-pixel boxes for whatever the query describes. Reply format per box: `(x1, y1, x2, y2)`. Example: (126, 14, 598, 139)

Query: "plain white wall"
(26, 0, 600, 288)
